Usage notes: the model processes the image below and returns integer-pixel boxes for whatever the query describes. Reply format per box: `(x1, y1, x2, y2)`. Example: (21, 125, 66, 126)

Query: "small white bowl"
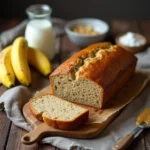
(115, 32, 147, 53)
(65, 18, 109, 48)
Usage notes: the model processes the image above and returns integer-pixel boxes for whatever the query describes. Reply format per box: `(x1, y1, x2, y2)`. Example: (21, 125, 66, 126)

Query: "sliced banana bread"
(29, 94, 89, 130)
(50, 42, 137, 109)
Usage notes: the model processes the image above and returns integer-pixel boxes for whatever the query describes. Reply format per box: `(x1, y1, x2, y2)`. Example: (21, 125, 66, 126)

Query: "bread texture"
(50, 42, 137, 109)
(29, 94, 89, 130)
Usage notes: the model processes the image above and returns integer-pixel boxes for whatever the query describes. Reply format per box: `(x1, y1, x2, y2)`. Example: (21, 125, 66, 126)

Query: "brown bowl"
(115, 32, 147, 53)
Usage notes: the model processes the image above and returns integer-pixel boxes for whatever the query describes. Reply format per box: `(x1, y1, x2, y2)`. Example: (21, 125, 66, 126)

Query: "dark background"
(0, 0, 150, 20)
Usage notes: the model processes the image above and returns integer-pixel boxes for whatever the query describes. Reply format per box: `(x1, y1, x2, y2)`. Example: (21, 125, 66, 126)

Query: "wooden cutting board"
(21, 72, 149, 145)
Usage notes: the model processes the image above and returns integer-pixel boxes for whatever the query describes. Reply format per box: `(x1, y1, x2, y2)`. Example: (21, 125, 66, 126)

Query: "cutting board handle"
(21, 129, 41, 144)
(21, 124, 48, 145)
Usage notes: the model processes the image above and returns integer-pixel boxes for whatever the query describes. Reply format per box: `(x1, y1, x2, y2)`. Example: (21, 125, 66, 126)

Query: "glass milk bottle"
(25, 4, 55, 60)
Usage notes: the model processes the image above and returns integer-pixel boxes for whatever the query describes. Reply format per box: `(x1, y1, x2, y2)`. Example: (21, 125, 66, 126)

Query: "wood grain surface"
(0, 19, 150, 150)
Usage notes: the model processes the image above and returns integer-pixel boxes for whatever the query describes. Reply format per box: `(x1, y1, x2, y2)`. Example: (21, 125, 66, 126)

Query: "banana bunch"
(0, 37, 52, 88)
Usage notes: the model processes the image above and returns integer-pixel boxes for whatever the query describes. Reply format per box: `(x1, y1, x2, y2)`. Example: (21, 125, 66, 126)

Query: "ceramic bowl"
(65, 18, 109, 48)
(115, 32, 147, 53)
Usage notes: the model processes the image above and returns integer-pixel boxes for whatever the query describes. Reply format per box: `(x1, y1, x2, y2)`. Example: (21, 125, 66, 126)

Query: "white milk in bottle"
(25, 4, 55, 60)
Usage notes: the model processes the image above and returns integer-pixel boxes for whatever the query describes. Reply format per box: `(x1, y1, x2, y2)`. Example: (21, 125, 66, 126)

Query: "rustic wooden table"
(0, 19, 150, 150)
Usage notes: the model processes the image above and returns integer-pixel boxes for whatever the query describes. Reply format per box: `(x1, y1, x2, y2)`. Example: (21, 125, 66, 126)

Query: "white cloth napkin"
(0, 20, 150, 150)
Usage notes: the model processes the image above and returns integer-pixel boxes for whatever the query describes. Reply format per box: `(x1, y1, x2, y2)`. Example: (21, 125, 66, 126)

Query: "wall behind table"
(0, 0, 150, 19)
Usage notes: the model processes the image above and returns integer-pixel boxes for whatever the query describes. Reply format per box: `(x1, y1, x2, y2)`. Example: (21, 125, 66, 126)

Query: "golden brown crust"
(29, 94, 89, 130)
(78, 46, 137, 87)
(102, 62, 136, 107)
(50, 42, 112, 77)
(43, 110, 89, 130)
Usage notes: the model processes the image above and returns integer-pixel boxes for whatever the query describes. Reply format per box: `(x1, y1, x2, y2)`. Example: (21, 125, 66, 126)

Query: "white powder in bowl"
(119, 32, 145, 47)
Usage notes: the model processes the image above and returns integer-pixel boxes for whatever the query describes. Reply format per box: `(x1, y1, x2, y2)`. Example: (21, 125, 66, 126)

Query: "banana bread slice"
(29, 94, 89, 130)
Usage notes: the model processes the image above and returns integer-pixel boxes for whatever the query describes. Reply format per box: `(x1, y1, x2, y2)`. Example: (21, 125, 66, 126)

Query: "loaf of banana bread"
(50, 42, 137, 109)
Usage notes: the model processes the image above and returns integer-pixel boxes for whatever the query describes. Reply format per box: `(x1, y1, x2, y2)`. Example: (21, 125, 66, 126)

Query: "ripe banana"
(11, 37, 31, 86)
(28, 47, 52, 76)
(0, 46, 15, 88)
